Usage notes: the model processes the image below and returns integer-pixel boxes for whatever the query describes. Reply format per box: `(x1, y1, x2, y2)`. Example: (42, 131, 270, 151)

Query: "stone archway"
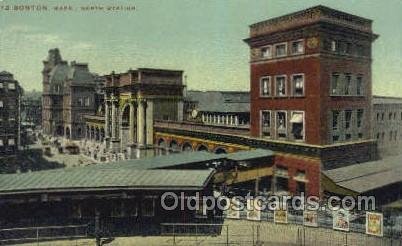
(196, 144, 209, 152)
(65, 127, 71, 139)
(182, 142, 193, 152)
(100, 128, 105, 142)
(56, 126, 64, 136)
(95, 127, 100, 141)
(169, 140, 180, 152)
(90, 126, 95, 141)
(214, 147, 227, 154)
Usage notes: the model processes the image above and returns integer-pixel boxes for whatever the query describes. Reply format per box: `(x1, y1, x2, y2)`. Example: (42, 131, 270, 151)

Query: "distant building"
(184, 90, 250, 127)
(42, 48, 97, 140)
(21, 91, 42, 127)
(0, 71, 23, 156)
(372, 96, 402, 157)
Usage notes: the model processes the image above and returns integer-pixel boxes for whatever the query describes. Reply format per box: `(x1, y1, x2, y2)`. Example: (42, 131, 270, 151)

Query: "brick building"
(243, 6, 379, 196)
(42, 48, 99, 140)
(0, 71, 23, 156)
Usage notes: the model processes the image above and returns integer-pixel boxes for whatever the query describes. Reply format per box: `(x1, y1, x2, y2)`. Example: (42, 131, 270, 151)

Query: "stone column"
(235, 115, 239, 126)
(129, 102, 135, 144)
(146, 100, 154, 146)
(111, 101, 117, 139)
(177, 100, 184, 122)
(105, 100, 110, 138)
(137, 99, 145, 147)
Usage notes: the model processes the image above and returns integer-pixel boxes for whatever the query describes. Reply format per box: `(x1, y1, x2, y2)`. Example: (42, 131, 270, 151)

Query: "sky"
(0, 0, 401, 96)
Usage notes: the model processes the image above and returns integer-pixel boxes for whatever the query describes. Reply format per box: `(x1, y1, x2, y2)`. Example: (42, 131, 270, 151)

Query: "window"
(0, 101, 3, 108)
(345, 110, 352, 129)
(0, 139, 3, 146)
(381, 113, 384, 121)
(85, 97, 90, 107)
(389, 112, 393, 121)
(376, 113, 380, 121)
(8, 82, 15, 90)
(357, 109, 364, 128)
(292, 74, 304, 96)
(290, 112, 304, 141)
(345, 134, 352, 140)
(389, 131, 393, 141)
(331, 40, 337, 52)
(261, 111, 271, 138)
(260, 77, 271, 96)
(332, 135, 340, 142)
(356, 76, 363, 95)
(275, 166, 289, 192)
(332, 110, 340, 130)
(331, 73, 339, 95)
(296, 182, 306, 195)
(291, 40, 304, 54)
(344, 74, 352, 95)
(261, 46, 272, 58)
(339, 42, 348, 54)
(376, 133, 380, 139)
(275, 43, 287, 57)
(8, 138, 15, 146)
(277, 111, 287, 138)
(356, 45, 365, 56)
(275, 76, 286, 96)
(77, 98, 83, 106)
(346, 42, 352, 54)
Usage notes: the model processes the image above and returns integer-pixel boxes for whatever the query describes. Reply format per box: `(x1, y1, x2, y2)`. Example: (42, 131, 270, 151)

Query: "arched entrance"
(197, 144, 208, 152)
(214, 147, 227, 154)
(169, 140, 180, 152)
(65, 127, 71, 139)
(182, 142, 193, 152)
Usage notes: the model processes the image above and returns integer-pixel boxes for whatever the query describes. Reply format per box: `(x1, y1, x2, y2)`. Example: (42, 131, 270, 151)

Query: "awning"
(290, 113, 303, 123)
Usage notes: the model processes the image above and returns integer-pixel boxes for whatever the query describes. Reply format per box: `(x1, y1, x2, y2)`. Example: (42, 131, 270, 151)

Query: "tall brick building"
(42, 48, 98, 140)
(245, 5, 378, 145)
(243, 6, 379, 196)
(0, 71, 23, 156)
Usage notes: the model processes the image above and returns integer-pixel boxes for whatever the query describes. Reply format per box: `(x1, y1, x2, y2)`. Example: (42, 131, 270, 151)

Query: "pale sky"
(0, 0, 401, 96)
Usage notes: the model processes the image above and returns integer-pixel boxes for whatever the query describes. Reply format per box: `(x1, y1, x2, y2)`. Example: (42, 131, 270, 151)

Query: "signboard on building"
(333, 209, 350, 231)
(247, 199, 261, 221)
(366, 212, 383, 237)
(303, 210, 318, 227)
(274, 209, 288, 224)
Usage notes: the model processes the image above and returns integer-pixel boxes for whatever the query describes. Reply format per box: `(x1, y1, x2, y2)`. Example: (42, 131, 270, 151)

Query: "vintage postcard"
(0, 0, 401, 245)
